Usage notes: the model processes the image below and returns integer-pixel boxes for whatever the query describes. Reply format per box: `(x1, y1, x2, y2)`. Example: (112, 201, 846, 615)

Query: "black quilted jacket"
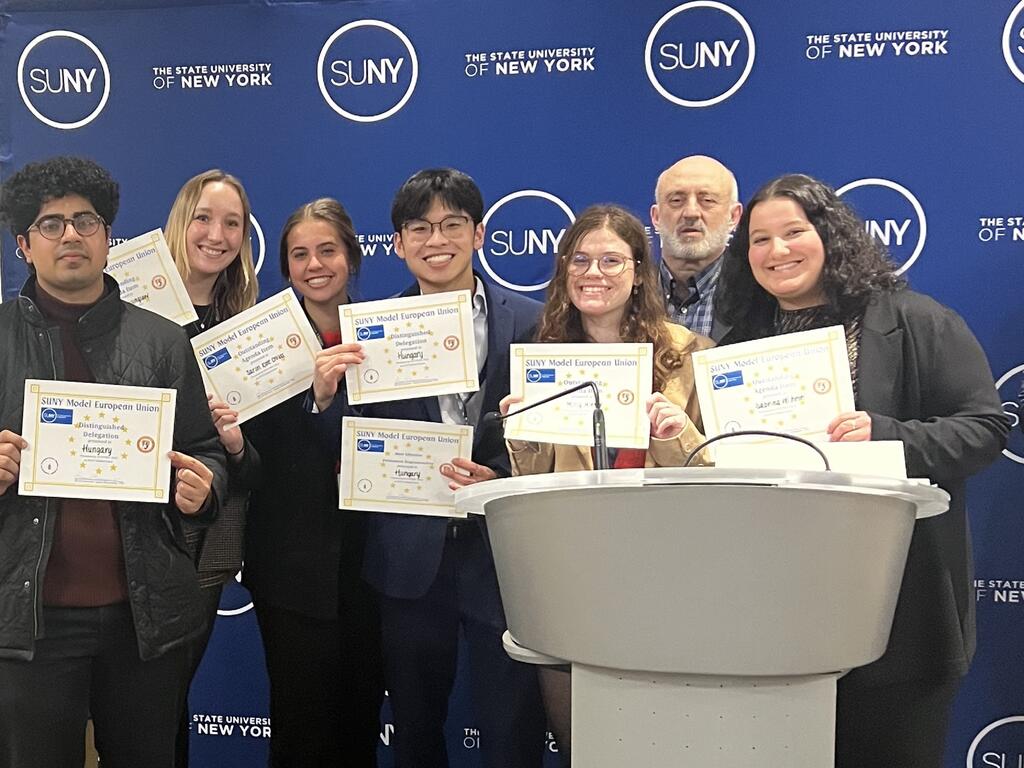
(0, 275, 227, 661)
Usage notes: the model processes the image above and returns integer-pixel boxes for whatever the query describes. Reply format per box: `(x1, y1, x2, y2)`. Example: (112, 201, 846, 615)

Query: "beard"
(661, 219, 732, 267)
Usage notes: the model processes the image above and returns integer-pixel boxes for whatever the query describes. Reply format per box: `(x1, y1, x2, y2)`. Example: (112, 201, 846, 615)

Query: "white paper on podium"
(713, 440, 908, 479)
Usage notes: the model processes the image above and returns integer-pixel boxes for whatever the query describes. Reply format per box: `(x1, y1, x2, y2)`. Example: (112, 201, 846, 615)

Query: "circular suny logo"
(835, 178, 927, 275)
(41, 408, 59, 423)
(967, 715, 1024, 767)
(644, 1, 755, 108)
(317, 20, 418, 122)
(250, 213, 266, 275)
(995, 363, 1024, 465)
(477, 190, 575, 293)
(218, 570, 253, 617)
(18, 30, 110, 130)
(1002, 0, 1024, 84)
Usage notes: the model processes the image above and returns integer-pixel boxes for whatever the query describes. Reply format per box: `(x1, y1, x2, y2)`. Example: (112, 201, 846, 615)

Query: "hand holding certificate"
(106, 230, 198, 326)
(691, 326, 855, 442)
(340, 291, 478, 405)
(340, 417, 474, 517)
(191, 289, 321, 426)
(19, 379, 176, 503)
(505, 343, 654, 449)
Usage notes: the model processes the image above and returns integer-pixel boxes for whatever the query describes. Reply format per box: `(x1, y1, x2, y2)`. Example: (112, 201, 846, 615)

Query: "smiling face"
(747, 197, 826, 310)
(17, 194, 110, 304)
(286, 218, 350, 310)
(394, 197, 482, 294)
(185, 181, 245, 280)
(567, 226, 638, 329)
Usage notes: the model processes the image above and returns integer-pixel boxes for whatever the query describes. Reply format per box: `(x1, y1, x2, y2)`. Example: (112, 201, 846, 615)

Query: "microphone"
(483, 381, 610, 470)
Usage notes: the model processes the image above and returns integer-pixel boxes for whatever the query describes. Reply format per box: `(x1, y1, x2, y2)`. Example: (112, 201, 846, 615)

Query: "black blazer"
(723, 289, 1009, 686)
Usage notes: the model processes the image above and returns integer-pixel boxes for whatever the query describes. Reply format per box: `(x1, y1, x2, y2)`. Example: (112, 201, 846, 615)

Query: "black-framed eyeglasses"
(27, 212, 106, 241)
(402, 215, 472, 243)
(566, 252, 635, 277)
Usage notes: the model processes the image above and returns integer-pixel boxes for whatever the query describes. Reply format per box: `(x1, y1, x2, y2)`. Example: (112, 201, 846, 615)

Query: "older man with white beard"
(650, 155, 741, 341)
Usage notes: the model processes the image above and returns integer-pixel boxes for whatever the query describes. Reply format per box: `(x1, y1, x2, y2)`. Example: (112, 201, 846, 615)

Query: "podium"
(456, 467, 949, 767)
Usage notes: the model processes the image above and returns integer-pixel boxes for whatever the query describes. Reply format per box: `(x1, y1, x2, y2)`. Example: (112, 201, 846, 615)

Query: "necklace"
(195, 303, 215, 331)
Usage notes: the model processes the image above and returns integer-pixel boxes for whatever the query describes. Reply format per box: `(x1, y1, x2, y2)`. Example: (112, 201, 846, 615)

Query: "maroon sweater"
(35, 285, 128, 607)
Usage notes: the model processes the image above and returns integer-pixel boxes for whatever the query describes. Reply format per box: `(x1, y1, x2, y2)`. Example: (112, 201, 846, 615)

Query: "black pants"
(835, 674, 961, 768)
(175, 582, 224, 768)
(0, 603, 191, 768)
(255, 599, 385, 767)
(379, 523, 546, 768)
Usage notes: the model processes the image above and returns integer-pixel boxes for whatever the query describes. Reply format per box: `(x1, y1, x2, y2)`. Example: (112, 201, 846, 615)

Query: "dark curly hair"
(536, 204, 684, 391)
(717, 174, 904, 341)
(0, 156, 119, 239)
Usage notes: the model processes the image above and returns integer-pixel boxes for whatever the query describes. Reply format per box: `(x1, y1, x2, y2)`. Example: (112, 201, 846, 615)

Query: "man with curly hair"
(0, 156, 227, 767)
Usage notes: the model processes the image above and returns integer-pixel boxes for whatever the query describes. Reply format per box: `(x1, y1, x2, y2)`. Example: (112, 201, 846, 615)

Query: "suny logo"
(644, 1, 755, 108)
(835, 178, 927, 275)
(1003, 0, 1024, 84)
(995, 364, 1024, 465)
(317, 20, 418, 122)
(967, 715, 1024, 767)
(478, 190, 575, 293)
(18, 30, 110, 130)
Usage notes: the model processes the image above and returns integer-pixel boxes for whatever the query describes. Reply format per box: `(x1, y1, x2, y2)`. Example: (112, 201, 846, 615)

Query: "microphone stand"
(484, 381, 610, 470)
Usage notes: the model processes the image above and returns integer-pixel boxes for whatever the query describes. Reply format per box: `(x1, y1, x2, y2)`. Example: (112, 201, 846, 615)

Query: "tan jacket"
(508, 323, 714, 475)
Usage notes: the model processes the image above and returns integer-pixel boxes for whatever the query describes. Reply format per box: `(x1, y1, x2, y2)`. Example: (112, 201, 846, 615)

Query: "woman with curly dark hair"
(716, 174, 1009, 767)
(499, 204, 714, 764)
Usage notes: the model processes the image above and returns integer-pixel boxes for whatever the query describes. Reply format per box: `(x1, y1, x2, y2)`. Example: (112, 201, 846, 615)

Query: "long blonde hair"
(165, 169, 258, 321)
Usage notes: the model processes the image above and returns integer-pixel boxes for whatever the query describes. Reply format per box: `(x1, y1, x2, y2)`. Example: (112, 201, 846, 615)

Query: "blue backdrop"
(2, 1, 1022, 765)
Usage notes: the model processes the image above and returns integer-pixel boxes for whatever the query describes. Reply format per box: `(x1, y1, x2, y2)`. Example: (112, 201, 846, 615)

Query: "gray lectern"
(456, 467, 949, 768)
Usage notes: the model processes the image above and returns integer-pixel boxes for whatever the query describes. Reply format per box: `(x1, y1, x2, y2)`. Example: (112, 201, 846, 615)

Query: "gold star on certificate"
(70, 450, 77, 456)
(68, 436, 75, 444)
(80, 462, 86, 469)
(406, 322, 412, 328)
(112, 416, 119, 423)
(98, 412, 105, 419)
(95, 467, 102, 475)
(110, 465, 117, 472)
(84, 415, 91, 422)
(121, 425, 127, 432)
(125, 438, 133, 446)
(121, 453, 128, 460)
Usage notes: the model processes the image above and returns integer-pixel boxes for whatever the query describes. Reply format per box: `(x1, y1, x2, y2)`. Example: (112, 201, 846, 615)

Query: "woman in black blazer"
(716, 173, 1010, 768)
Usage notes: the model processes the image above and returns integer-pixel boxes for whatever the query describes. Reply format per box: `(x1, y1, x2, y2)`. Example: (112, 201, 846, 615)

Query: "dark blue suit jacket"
(353, 278, 541, 599)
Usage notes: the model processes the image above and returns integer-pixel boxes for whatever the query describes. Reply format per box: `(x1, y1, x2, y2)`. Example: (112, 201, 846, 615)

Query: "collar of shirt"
(659, 257, 722, 307)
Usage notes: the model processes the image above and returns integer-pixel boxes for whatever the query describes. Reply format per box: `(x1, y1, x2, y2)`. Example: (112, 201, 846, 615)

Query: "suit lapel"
(856, 295, 902, 414)
(474, 284, 512, 448)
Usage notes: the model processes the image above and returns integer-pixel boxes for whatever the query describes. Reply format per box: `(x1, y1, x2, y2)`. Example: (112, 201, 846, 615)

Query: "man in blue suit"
(313, 168, 546, 767)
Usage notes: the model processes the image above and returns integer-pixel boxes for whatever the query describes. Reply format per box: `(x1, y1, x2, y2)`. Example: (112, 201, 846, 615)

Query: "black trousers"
(0, 603, 191, 768)
(835, 673, 961, 768)
(379, 523, 546, 768)
(175, 582, 224, 768)
(255, 598, 385, 768)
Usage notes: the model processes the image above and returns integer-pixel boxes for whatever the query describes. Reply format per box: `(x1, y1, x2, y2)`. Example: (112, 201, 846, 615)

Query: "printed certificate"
(691, 325, 855, 441)
(339, 417, 474, 517)
(106, 229, 198, 326)
(19, 379, 175, 503)
(340, 291, 478, 405)
(505, 343, 654, 449)
(191, 289, 321, 425)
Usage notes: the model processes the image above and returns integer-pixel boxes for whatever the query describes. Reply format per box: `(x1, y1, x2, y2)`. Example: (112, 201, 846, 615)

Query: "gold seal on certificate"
(340, 291, 478, 405)
(505, 343, 654, 449)
(339, 417, 474, 517)
(19, 379, 176, 503)
(191, 289, 321, 425)
(105, 229, 198, 326)
(691, 325, 855, 441)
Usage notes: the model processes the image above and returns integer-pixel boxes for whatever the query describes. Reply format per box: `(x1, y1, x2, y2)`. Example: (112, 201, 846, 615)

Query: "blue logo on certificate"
(711, 370, 744, 390)
(356, 325, 385, 341)
(526, 368, 556, 384)
(356, 439, 385, 453)
(203, 348, 232, 370)
(40, 407, 73, 425)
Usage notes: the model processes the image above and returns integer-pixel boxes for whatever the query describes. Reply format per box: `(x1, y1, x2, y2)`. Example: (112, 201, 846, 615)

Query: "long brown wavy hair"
(536, 204, 683, 391)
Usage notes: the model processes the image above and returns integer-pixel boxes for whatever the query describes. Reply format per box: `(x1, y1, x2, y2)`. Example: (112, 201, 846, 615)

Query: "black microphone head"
(480, 410, 504, 430)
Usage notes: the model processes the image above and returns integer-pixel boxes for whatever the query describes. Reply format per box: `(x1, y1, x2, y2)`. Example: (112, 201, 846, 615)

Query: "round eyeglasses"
(402, 215, 472, 244)
(28, 212, 106, 241)
(566, 252, 634, 277)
